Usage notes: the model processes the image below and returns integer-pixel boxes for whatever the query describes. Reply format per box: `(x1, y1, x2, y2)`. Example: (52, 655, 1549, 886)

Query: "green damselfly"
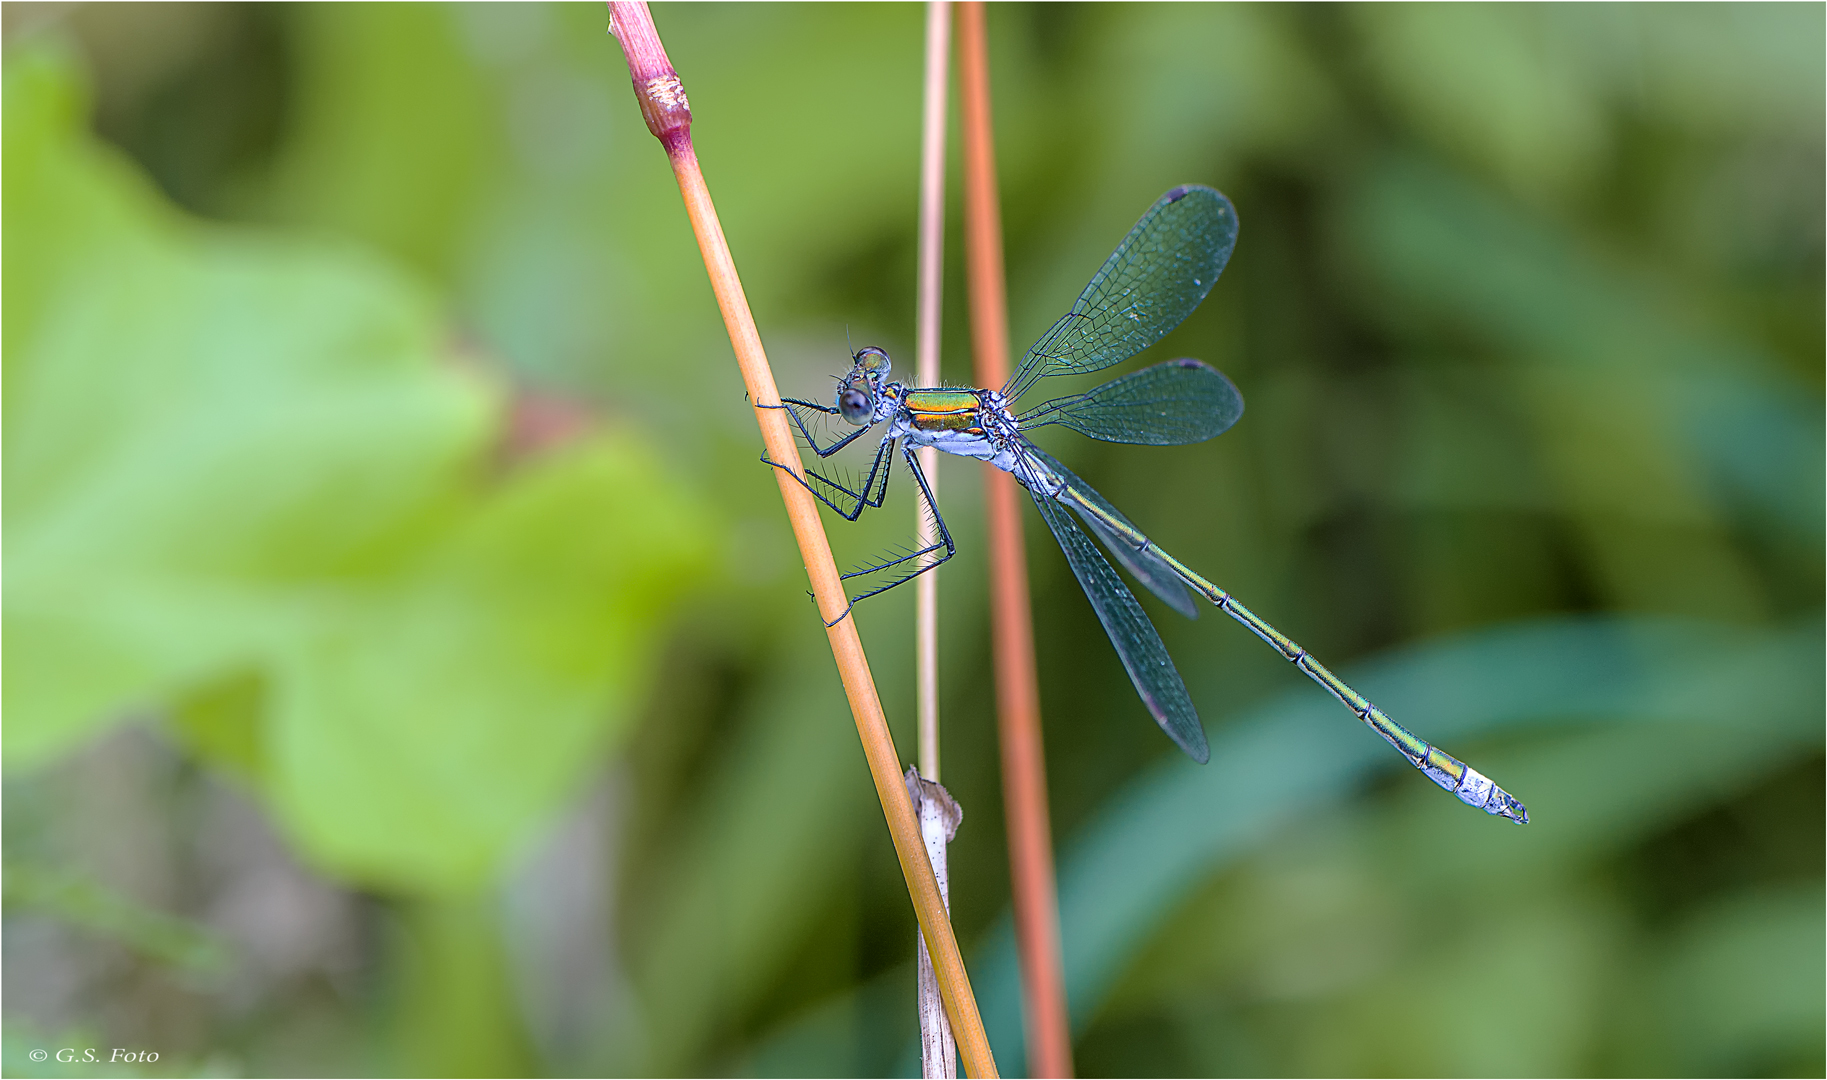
(768, 186, 1527, 824)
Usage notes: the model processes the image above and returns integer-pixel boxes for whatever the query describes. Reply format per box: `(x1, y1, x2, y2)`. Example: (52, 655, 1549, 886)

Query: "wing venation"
(1019, 358, 1244, 445)
(1004, 185, 1239, 400)
(1030, 488, 1209, 762)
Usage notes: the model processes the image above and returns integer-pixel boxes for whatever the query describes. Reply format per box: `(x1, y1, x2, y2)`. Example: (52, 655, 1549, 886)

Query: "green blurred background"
(4, 3, 1821, 1076)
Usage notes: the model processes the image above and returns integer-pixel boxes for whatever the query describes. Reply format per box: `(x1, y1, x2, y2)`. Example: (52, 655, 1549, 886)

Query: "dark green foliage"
(3, 4, 1819, 1077)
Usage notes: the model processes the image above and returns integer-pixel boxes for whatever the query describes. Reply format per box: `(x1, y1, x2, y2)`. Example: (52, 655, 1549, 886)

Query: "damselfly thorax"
(889, 387, 1062, 495)
(837, 347, 1062, 495)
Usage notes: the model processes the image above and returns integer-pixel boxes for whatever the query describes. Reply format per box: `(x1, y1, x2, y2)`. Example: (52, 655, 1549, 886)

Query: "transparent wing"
(1018, 359, 1244, 445)
(1030, 487, 1209, 762)
(1004, 185, 1239, 402)
(1023, 444, 1198, 619)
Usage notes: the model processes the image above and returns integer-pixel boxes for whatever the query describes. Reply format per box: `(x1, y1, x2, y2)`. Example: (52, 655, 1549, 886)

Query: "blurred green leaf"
(1642, 884, 1826, 1074)
(3, 45, 715, 892)
(1354, 156, 1824, 541)
(388, 895, 537, 1078)
(970, 616, 1822, 1074)
(623, 610, 881, 1074)
(271, 435, 711, 891)
(1353, 5, 1609, 201)
(259, 4, 502, 283)
(1352, 6, 1824, 203)
(4, 44, 495, 767)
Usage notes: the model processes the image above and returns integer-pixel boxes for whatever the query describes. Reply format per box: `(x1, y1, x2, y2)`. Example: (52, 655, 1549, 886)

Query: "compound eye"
(855, 347, 892, 378)
(838, 388, 872, 425)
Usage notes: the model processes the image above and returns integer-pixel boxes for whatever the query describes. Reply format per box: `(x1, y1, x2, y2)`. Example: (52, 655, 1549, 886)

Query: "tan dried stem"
(915, 0, 950, 786)
(913, 3, 957, 1077)
(604, 4, 996, 1076)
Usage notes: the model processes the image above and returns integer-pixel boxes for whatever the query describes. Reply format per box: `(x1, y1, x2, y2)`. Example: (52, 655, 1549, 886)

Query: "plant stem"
(915, 0, 949, 787)
(910, 769, 962, 1079)
(603, 5, 996, 1076)
(956, 4, 1073, 1076)
(913, 4, 956, 1077)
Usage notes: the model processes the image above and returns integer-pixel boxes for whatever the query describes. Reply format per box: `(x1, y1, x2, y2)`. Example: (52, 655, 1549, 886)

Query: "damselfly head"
(836, 347, 893, 425)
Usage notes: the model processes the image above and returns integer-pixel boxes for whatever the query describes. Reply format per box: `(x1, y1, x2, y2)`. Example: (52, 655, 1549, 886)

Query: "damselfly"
(767, 186, 1527, 824)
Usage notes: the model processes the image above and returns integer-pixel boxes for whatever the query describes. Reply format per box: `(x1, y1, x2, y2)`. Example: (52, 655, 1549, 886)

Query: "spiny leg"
(821, 443, 957, 627)
(840, 444, 955, 583)
(762, 429, 895, 521)
(759, 399, 877, 457)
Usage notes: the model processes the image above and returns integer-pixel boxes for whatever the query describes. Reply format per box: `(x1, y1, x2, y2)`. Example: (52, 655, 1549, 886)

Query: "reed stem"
(957, 4, 1073, 1075)
(913, 3, 957, 1077)
(605, 6, 996, 1075)
(915, 0, 948, 788)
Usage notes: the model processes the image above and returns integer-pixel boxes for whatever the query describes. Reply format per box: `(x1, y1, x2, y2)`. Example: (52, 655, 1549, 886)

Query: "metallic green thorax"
(902, 389, 988, 433)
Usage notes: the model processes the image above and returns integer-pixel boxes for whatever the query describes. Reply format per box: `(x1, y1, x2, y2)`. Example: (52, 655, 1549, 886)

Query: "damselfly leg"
(760, 404, 955, 624)
(769, 398, 878, 457)
(833, 443, 954, 604)
(759, 399, 893, 519)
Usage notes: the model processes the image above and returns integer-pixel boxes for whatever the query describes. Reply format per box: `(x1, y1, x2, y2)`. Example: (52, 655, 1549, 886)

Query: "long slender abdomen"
(1054, 483, 1528, 823)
